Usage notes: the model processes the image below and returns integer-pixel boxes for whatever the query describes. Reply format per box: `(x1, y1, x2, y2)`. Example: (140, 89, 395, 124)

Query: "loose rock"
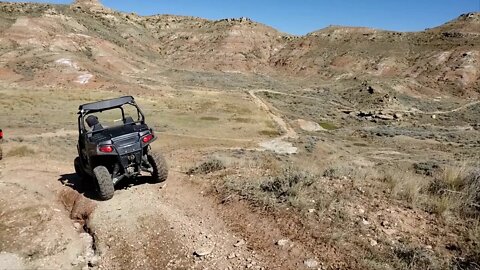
(194, 246, 214, 257)
(234, 239, 246, 247)
(276, 239, 289, 246)
(304, 258, 319, 268)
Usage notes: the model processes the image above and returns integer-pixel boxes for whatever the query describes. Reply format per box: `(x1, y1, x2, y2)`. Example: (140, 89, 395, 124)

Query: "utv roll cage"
(77, 96, 146, 132)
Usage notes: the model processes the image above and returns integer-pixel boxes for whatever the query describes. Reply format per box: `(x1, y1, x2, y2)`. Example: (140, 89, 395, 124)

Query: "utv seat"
(86, 115, 104, 131)
(124, 116, 135, 125)
(92, 123, 103, 131)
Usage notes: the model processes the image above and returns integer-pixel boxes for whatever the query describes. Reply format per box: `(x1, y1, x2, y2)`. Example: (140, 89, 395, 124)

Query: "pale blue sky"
(6, 0, 480, 34)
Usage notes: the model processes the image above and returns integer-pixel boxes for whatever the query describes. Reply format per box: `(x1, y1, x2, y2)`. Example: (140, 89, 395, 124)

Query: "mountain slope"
(0, 0, 478, 96)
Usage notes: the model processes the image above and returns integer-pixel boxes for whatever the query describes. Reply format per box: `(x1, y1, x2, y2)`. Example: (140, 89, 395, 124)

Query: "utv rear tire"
(74, 157, 89, 180)
(147, 152, 168, 183)
(93, 166, 114, 200)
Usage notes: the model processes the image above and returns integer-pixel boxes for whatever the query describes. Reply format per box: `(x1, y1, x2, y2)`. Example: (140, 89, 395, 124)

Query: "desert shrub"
(187, 158, 225, 175)
(322, 165, 356, 179)
(413, 161, 440, 176)
(260, 166, 315, 203)
(393, 245, 438, 270)
(323, 168, 337, 178)
(200, 116, 220, 121)
(231, 117, 252, 123)
(451, 251, 480, 270)
(223, 165, 317, 208)
(7, 145, 35, 157)
(258, 130, 281, 136)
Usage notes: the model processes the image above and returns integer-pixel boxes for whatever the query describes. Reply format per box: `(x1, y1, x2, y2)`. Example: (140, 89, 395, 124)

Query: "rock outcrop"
(73, 0, 103, 7)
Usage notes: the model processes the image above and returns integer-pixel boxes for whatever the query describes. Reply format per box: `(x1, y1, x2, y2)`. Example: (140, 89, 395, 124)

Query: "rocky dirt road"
(90, 170, 268, 270)
(0, 154, 273, 270)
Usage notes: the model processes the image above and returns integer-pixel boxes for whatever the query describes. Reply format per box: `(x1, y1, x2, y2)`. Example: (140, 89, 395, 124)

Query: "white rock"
(89, 255, 100, 266)
(304, 258, 319, 268)
(362, 218, 370, 225)
(194, 246, 214, 257)
(276, 239, 289, 246)
(73, 222, 82, 230)
(76, 74, 93, 84)
(234, 239, 246, 247)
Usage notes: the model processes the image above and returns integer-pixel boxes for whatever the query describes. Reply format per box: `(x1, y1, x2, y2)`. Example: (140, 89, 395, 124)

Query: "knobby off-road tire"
(93, 166, 114, 200)
(74, 157, 89, 180)
(147, 152, 168, 183)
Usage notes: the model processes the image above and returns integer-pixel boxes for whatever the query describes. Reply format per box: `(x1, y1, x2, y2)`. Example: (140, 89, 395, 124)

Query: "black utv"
(75, 96, 168, 200)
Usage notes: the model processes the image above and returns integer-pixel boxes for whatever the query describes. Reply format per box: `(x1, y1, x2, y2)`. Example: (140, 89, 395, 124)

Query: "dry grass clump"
(382, 164, 480, 218)
(427, 166, 480, 217)
(382, 170, 428, 205)
(187, 158, 226, 175)
(7, 145, 35, 157)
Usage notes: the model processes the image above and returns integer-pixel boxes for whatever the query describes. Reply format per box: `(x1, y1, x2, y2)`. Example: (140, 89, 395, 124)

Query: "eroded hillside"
(0, 0, 478, 96)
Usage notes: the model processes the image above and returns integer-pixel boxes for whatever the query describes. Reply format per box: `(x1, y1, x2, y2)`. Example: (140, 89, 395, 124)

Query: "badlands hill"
(0, 0, 478, 96)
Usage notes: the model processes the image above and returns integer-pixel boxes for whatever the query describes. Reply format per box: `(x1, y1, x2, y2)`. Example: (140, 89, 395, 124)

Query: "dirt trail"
(425, 100, 480, 115)
(90, 172, 265, 269)
(248, 90, 298, 140)
(0, 154, 268, 269)
(248, 90, 299, 154)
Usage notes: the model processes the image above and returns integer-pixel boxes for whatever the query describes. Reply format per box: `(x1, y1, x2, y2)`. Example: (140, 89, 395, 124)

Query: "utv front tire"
(93, 166, 114, 200)
(147, 152, 168, 183)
